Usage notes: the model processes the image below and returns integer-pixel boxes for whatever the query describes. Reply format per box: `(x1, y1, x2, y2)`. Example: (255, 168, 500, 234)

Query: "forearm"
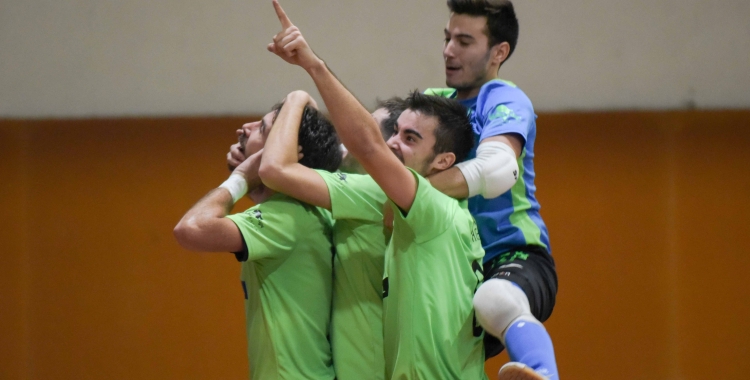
(181, 189, 235, 225)
(258, 92, 333, 209)
(427, 166, 470, 199)
(305, 61, 385, 161)
(259, 95, 306, 189)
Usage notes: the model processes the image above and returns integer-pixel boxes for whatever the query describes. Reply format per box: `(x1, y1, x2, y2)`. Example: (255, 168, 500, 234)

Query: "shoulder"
(423, 87, 457, 98)
(246, 194, 328, 223)
(318, 171, 383, 196)
(412, 170, 457, 210)
(478, 79, 533, 108)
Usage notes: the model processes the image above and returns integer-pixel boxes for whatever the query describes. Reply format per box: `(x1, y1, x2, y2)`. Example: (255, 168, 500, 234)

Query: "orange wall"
(1, 111, 749, 379)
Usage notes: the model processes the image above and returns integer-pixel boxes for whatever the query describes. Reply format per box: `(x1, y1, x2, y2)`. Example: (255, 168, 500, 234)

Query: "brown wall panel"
(1, 111, 749, 379)
(0, 124, 31, 380)
(528, 113, 677, 379)
(671, 114, 750, 379)
(3, 118, 256, 379)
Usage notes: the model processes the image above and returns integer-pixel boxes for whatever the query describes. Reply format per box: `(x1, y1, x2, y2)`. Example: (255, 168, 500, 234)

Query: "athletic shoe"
(497, 362, 549, 380)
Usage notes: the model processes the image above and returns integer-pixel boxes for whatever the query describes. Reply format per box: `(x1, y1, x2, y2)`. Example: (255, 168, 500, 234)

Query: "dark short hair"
(375, 96, 407, 140)
(447, 0, 519, 61)
(273, 101, 342, 172)
(404, 91, 474, 164)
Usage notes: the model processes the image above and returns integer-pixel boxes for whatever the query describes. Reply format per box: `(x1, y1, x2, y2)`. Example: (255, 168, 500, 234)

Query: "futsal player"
(425, 1, 559, 379)
(226, 98, 405, 380)
(264, 2, 487, 378)
(259, 90, 394, 380)
(173, 101, 342, 380)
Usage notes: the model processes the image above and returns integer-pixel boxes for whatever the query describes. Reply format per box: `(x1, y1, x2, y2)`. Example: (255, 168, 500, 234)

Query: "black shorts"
(482, 245, 558, 359)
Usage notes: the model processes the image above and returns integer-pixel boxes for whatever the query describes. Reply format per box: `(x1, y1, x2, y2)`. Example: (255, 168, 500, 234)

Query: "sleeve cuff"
(232, 234, 249, 262)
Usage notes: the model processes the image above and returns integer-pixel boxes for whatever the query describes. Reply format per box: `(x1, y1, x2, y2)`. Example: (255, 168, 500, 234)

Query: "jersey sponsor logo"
(470, 219, 481, 243)
(492, 271, 512, 279)
(338, 172, 347, 182)
(496, 251, 529, 264)
(488, 105, 521, 125)
(513, 169, 518, 181)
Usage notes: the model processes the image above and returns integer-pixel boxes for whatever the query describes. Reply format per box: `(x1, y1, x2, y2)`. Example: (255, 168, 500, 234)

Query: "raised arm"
(173, 150, 262, 252)
(266, 0, 417, 211)
(258, 90, 333, 209)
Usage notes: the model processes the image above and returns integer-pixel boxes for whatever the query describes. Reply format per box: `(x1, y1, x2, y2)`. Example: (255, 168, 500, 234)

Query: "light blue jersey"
(425, 80, 550, 261)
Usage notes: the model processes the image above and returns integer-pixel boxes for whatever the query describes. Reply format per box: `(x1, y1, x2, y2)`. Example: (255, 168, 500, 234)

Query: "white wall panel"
(1, 0, 748, 117)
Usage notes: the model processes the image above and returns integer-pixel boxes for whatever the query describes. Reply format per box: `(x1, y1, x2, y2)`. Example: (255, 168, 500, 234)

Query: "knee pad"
(473, 278, 533, 341)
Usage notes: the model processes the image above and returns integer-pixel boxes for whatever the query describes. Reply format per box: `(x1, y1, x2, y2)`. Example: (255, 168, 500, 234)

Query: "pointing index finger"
(273, 0, 293, 29)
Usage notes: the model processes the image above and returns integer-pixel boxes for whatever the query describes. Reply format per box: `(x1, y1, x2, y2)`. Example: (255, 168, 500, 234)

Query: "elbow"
(258, 160, 283, 191)
(259, 160, 296, 194)
(481, 161, 519, 199)
(173, 219, 201, 251)
(483, 177, 517, 199)
(257, 159, 275, 181)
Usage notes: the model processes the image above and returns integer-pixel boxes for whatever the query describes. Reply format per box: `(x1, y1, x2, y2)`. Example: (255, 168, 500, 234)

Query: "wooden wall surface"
(1, 111, 749, 379)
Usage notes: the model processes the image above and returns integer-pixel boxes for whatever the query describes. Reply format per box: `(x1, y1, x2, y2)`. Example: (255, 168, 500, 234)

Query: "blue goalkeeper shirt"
(425, 79, 550, 261)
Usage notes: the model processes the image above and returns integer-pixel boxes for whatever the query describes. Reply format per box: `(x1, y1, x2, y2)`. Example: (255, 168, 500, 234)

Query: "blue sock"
(504, 318, 559, 379)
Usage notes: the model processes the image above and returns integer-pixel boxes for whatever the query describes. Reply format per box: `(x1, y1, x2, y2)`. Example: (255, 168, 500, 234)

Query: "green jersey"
(383, 169, 487, 380)
(315, 170, 390, 380)
(226, 193, 335, 380)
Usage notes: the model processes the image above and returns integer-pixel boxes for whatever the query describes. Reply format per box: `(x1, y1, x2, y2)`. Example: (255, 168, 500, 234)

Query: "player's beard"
(238, 132, 249, 156)
(415, 152, 435, 177)
(447, 49, 493, 93)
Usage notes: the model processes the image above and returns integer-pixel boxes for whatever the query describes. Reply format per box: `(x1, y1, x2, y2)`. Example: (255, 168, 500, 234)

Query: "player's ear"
(431, 152, 456, 171)
(490, 42, 510, 67)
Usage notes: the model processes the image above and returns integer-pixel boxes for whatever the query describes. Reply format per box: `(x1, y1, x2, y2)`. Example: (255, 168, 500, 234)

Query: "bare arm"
(258, 90, 333, 210)
(173, 150, 263, 252)
(173, 189, 244, 252)
(267, 0, 417, 211)
(427, 134, 523, 198)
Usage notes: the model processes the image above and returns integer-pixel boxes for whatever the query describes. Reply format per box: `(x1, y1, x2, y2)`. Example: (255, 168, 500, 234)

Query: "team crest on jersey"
(251, 209, 264, 228)
(488, 105, 521, 124)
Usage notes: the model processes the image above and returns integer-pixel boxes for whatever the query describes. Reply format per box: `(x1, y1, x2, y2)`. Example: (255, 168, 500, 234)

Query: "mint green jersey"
(315, 170, 390, 380)
(383, 170, 487, 380)
(226, 193, 335, 380)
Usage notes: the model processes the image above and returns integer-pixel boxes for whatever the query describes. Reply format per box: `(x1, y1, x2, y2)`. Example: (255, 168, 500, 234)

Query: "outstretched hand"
(267, 0, 321, 71)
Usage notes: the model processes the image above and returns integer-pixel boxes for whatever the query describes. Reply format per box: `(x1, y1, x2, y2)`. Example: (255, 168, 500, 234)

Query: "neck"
(455, 69, 500, 100)
(455, 87, 481, 100)
(422, 165, 443, 178)
(248, 184, 275, 204)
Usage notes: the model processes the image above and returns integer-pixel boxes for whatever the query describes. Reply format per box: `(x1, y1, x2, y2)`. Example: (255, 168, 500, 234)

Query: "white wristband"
(219, 174, 248, 203)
